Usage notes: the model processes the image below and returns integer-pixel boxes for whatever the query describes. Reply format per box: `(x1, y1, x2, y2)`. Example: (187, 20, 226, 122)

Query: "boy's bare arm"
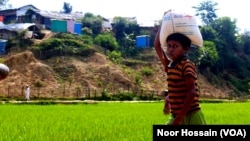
(154, 26, 170, 71)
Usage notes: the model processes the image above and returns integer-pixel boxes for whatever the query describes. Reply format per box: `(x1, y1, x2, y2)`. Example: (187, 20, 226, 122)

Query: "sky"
(5, 0, 250, 32)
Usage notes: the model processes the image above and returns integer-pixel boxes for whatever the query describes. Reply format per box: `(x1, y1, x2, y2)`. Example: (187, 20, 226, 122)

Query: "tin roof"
(37, 11, 84, 21)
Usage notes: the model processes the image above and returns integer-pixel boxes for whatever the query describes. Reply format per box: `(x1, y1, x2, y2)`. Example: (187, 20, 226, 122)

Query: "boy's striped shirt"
(167, 57, 200, 116)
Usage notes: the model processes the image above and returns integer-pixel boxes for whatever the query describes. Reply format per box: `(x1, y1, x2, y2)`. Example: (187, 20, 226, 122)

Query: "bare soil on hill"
(33, 30, 55, 45)
(0, 49, 230, 99)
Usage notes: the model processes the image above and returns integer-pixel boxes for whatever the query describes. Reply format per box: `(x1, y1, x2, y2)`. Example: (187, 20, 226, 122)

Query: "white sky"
(6, 0, 250, 32)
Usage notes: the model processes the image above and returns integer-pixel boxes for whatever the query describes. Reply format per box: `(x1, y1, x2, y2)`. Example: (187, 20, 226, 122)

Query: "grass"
(0, 101, 249, 141)
(202, 102, 250, 124)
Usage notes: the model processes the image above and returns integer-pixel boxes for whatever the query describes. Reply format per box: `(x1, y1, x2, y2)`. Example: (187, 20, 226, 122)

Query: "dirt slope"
(0, 50, 228, 99)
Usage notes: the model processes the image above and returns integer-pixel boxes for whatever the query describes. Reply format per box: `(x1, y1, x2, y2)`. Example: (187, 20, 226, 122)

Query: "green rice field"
(0, 101, 249, 141)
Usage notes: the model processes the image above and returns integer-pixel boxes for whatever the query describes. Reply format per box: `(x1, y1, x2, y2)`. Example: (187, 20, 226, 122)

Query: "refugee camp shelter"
(0, 8, 17, 24)
(0, 23, 39, 40)
(136, 35, 150, 48)
(0, 4, 39, 24)
(31, 10, 84, 30)
(16, 5, 40, 23)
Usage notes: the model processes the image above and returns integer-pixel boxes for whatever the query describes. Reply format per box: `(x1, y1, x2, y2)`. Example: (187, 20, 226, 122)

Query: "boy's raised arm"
(154, 24, 170, 71)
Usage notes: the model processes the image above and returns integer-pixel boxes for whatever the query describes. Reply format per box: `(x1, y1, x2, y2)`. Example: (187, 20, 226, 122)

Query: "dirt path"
(33, 30, 54, 44)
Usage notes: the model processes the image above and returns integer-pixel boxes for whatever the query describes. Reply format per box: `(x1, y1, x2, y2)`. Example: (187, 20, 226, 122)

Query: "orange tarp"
(0, 16, 3, 22)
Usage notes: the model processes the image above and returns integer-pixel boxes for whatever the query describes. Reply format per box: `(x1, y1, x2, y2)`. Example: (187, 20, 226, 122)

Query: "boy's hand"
(163, 95, 170, 115)
(163, 107, 170, 115)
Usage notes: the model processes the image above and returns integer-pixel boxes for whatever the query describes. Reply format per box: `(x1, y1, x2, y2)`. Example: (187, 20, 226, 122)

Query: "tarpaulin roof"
(16, 4, 40, 16)
(0, 22, 4, 28)
(37, 11, 84, 21)
(0, 23, 35, 32)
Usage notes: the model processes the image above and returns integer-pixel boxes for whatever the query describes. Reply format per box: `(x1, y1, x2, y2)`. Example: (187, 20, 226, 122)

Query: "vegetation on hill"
(0, 31, 230, 100)
(192, 0, 250, 96)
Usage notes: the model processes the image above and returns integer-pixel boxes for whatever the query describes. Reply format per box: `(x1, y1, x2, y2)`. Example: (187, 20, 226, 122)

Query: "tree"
(112, 16, 128, 44)
(198, 41, 219, 68)
(209, 17, 239, 75)
(62, 2, 72, 13)
(81, 12, 103, 36)
(238, 31, 250, 54)
(0, 0, 8, 5)
(211, 17, 238, 49)
(94, 32, 119, 52)
(200, 25, 218, 42)
(0, 0, 8, 9)
(192, 0, 218, 25)
(112, 16, 140, 55)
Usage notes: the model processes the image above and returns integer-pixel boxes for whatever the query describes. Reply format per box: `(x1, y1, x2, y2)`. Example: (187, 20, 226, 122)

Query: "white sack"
(160, 10, 203, 50)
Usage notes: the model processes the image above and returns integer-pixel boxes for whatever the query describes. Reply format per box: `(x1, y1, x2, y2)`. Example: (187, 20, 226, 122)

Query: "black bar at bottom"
(153, 125, 250, 141)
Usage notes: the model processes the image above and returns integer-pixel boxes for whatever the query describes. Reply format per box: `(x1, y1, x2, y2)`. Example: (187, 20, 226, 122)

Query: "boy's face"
(166, 40, 187, 61)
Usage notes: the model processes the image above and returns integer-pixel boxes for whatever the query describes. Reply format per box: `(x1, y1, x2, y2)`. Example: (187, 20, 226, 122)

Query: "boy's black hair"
(166, 33, 191, 49)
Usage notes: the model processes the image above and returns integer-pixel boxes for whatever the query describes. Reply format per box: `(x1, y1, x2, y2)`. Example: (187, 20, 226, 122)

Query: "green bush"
(200, 99, 224, 103)
(39, 38, 63, 50)
(94, 33, 119, 51)
(78, 47, 97, 56)
(111, 93, 136, 101)
(80, 35, 93, 45)
(107, 51, 122, 64)
(54, 33, 81, 40)
(141, 67, 153, 77)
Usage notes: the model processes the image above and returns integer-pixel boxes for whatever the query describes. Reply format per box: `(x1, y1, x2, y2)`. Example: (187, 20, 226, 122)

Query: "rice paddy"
(0, 101, 249, 141)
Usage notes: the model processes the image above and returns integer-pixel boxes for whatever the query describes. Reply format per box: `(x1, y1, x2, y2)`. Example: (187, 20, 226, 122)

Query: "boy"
(154, 26, 206, 125)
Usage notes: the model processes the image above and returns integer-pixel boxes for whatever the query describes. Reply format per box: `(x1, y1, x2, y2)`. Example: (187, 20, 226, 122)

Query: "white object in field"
(0, 63, 9, 79)
(160, 9, 203, 51)
(26, 85, 30, 101)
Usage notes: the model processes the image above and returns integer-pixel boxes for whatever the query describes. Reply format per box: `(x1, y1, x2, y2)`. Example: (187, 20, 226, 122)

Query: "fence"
(0, 85, 164, 100)
(0, 84, 239, 101)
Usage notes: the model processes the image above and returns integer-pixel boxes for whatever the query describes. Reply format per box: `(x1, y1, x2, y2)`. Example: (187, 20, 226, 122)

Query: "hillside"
(0, 29, 232, 99)
(0, 48, 229, 99)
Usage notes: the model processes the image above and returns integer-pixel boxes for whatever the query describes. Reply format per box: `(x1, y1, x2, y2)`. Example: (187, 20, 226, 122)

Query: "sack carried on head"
(160, 9, 203, 50)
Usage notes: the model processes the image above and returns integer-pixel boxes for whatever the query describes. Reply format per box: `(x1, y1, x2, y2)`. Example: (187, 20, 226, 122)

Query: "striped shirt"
(167, 57, 200, 116)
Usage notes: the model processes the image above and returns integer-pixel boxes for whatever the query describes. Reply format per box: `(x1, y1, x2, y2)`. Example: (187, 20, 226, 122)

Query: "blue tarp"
(74, 23, 82, 34)
(0, 39, 7, 55)
(136, 35, 150, 48)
